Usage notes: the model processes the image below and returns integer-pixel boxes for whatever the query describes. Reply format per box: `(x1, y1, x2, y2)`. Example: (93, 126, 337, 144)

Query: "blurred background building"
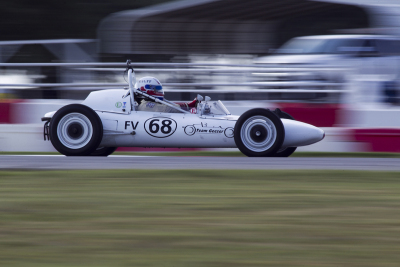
(1, 0, 400, 152)
(1, 0, 400, 97)
(98, 0, 369, 57)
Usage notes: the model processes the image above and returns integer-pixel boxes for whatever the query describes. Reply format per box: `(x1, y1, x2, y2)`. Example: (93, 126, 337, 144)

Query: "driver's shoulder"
(138, 100, 178, 113)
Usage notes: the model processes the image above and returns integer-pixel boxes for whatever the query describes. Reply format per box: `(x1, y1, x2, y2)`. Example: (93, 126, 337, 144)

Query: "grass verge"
(1, 169, 400, 266)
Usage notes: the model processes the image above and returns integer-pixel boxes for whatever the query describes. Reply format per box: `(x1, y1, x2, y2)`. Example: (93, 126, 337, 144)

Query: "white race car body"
(97, 112, 322, 148)
(44, 89, 323, 149)
(42, 65, 324, 157)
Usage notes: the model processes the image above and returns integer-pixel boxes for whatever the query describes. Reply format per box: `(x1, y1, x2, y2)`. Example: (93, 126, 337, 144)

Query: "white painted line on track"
(1, 156, 400, 170)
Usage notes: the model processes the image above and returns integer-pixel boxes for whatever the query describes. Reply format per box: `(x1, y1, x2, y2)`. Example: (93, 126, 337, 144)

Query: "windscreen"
(323, 38, 365, 54)
(276, 38, 327, 54)
(276, 37, 368, 55)
(211, 101, 231, 115)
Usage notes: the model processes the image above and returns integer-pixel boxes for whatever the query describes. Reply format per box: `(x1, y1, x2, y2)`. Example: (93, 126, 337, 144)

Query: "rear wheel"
(234, 109, 284, 157)
(273, 108, 297, 157)
(50, 104, 103, 156)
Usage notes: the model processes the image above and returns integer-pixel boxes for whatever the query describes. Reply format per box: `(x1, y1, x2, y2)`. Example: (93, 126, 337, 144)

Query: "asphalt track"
(0, 155, 400, 171)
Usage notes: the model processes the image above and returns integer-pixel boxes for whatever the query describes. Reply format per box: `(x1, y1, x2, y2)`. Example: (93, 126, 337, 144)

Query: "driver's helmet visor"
(145, 84, 163, 93)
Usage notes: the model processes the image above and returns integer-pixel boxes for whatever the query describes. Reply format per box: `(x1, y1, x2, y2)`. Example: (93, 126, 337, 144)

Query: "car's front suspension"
(41, 117, 51, 141)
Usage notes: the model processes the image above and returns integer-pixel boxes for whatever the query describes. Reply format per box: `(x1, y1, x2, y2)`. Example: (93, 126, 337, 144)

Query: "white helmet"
(135, 76, 164, 100)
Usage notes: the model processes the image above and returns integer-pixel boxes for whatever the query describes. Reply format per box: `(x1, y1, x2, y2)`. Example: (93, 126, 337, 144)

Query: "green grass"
(1, 151, 400, 157)
(1, 170, 400, 266)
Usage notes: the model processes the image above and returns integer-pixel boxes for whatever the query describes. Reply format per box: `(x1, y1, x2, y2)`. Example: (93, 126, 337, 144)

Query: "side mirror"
(205, 96, 211, 102)
(197, 94, 203, 102)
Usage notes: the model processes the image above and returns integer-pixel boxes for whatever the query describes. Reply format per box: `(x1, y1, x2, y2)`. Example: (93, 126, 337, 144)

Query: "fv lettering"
(125, 121, 139, 130)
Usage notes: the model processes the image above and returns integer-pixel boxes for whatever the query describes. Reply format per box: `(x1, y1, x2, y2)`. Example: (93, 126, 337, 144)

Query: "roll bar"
(124, 60, 190, 114)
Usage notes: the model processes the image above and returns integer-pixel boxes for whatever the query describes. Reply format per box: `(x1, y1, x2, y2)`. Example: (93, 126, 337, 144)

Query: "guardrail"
(0, 82, 341, 89)
(0, 62, 345, 101)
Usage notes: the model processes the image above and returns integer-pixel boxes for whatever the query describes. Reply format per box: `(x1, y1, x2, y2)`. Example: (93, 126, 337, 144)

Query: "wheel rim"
(57, 113, 93, 149)
(240, 116, 277, 152)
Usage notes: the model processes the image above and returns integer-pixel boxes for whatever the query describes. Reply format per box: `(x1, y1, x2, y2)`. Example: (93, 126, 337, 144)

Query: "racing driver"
(135, 76, 198, 113)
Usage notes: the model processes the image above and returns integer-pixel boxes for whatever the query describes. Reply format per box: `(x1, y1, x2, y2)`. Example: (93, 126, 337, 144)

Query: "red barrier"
(0, 100, 23, 123)
(278, 103, 341, 127)
(116, 147, 201, 152)
(351, 128, 400, 153)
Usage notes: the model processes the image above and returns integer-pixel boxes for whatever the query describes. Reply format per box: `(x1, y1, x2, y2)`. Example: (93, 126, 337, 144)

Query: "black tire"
(274, 145, 297, 157)
(273, 108, 297, 157)
(49, 104, 103, 156)
(90, 147, 118, 157)
(234, 108, 285, 157)
(273, 108, 294, 120)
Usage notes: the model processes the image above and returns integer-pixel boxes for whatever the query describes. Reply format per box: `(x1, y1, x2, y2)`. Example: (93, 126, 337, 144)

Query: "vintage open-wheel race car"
(42, 61, 324, 157)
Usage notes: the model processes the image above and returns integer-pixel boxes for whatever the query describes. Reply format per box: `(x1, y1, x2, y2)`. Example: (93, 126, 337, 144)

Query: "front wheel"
(272, 109, 297, 157)
(234, 109, 284, 157)
(50, 104, 103, 156)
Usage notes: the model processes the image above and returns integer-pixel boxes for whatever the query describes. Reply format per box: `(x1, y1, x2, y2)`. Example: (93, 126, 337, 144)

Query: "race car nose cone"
(281, 119, 325, 148)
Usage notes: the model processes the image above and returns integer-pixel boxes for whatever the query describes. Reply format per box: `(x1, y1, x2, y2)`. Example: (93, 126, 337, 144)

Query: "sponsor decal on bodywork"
(144, 117, 177, 138)
(183, 122, 234, 138)
(115, 102, 122, 108)
(146, 102, 156, 108)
